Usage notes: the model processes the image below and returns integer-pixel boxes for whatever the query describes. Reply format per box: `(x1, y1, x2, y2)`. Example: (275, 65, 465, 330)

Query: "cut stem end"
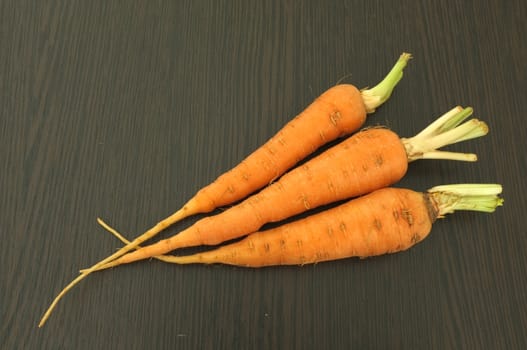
(427, 184, 504, 217)
(361, 52, 412, 113)
(402, 107, 488, 162)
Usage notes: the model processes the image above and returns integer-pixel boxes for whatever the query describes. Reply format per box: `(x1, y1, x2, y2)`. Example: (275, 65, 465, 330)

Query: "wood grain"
(1, 0, 526, 349)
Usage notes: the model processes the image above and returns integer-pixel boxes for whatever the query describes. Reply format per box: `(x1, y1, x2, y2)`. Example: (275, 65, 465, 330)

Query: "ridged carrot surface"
(149, 184, 504, 267)
(169, 187, 435, 267)
(196, 84, 367, 212)
(115, 128, 407, 263)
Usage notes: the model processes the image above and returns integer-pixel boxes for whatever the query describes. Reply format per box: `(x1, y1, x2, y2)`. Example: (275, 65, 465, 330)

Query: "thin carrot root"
(78, 218, 174, 273)
(37, 199, 198, 328)
(98, 221, 179, 266)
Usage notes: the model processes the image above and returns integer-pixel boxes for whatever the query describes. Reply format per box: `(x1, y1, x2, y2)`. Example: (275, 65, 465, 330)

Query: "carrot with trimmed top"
(107, 184, 504, 267)
(178, 53, 410, 214)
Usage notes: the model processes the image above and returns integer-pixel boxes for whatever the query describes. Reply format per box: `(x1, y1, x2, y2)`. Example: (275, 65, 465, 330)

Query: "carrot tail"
(38, 198, 200, 328)
(86, 184, 505, 271)
(427, 183, 504, 217)
(90, 220, 238, 267)
(85, 218, 242, 270)
(77, 218, 175, 273)
(401, 106, 489, 162)
(361, 52, 412, 113)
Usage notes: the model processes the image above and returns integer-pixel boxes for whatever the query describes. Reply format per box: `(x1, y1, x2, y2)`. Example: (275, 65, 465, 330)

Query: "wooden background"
(1, 1, 525, 349)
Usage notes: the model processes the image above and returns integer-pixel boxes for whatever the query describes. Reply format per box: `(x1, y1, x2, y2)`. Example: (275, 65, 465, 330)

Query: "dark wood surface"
(2, 1, 526, 349)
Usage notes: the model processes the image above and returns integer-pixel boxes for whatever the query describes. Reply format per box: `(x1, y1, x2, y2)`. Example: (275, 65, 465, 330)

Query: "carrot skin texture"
(172, 188, 436, 267)
(96, 85, 368, 266)
(193, 84, 367, 212)
(114, 129, 408, 265)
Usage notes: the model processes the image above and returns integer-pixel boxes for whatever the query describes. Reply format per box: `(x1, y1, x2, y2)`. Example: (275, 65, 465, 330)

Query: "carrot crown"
(361, 52, 412, 113)
(427, 184, 504, 217)
(401, 106, 489, 162)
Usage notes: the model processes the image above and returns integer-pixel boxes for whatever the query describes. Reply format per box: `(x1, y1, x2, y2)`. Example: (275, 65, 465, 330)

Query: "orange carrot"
(174, 53, 410, 215)
(95, 106, 487, 268)
(38, 53, 410, 327)
(118, 184, 503, 267)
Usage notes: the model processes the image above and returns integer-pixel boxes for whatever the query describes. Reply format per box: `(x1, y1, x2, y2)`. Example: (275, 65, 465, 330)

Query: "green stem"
(361, 52, 412, 113)
(427, 184, 504, 216)
(417, 151, 477, 162)
(401, 106, 488, 162)
(437, 107, 474, 133)
(415, 106, 468, 139)
(426, 119, 488, 150)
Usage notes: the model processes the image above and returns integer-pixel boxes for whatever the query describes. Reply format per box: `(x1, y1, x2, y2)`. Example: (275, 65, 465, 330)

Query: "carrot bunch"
(39, 53, 503, 327)
(92, 105, 487, 268)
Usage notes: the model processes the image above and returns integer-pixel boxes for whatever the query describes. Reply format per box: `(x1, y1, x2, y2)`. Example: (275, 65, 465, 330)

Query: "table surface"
(2, 1, 526, 349)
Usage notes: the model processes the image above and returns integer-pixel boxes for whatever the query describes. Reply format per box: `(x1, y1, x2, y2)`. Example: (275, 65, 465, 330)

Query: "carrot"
(93, 106, 487, 268)
(38, 105, 488, 327)
(38, 53, 411, 327)
(110, 184, 504, 267)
